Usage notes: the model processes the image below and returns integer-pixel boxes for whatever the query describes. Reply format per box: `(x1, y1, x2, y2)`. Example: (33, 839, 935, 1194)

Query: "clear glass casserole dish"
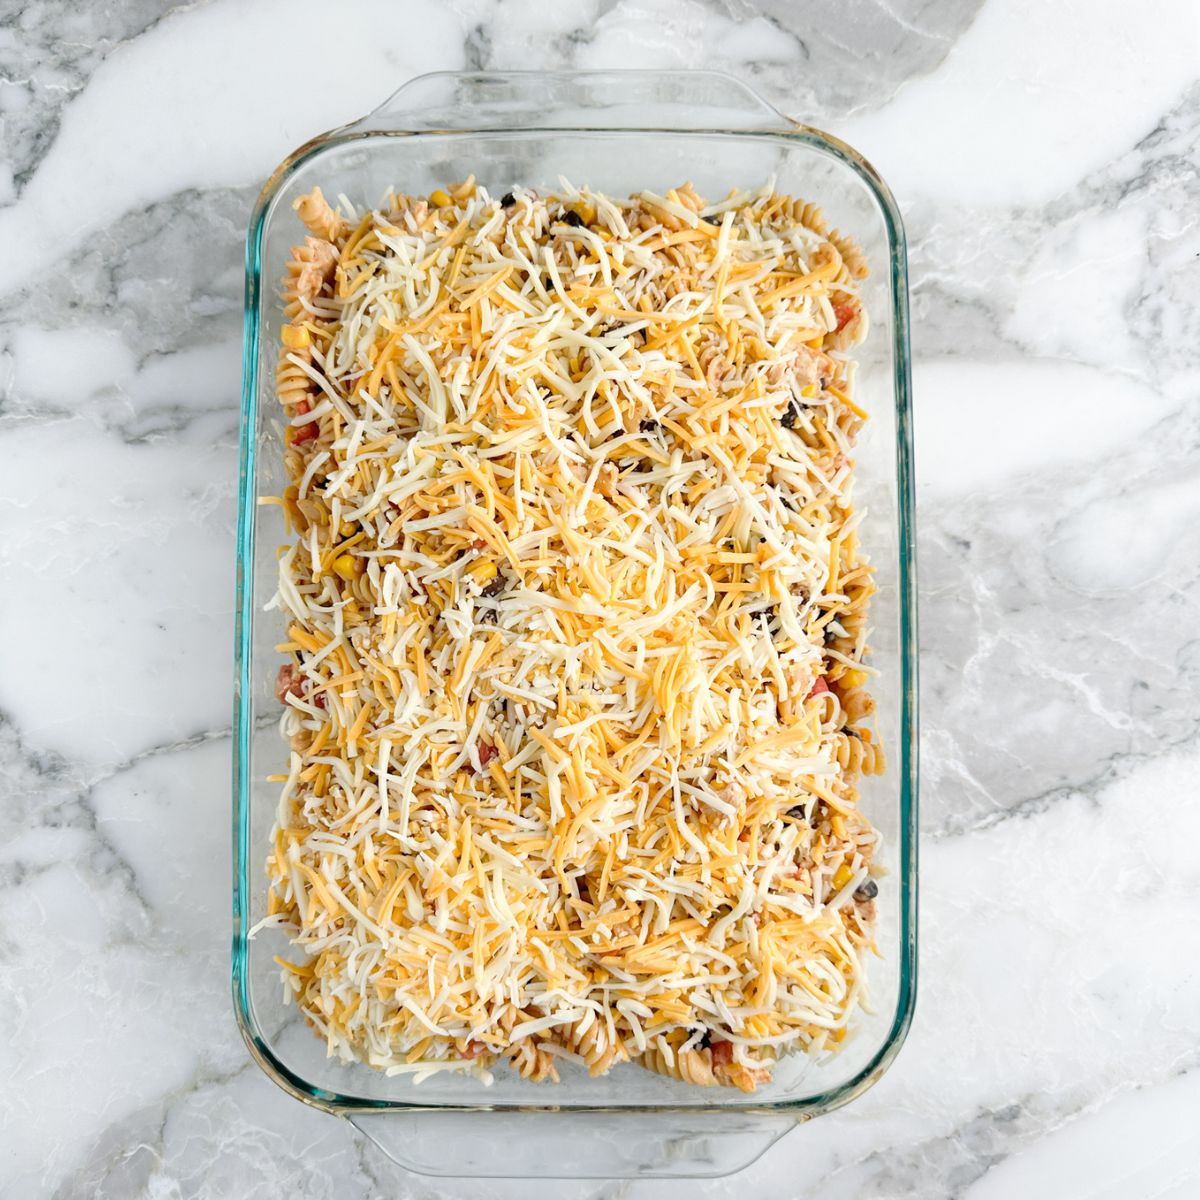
(234, 69, 917, 1180)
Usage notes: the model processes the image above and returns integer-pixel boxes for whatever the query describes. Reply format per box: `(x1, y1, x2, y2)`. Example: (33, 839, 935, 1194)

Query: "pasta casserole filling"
(259, 178, 883, 1091)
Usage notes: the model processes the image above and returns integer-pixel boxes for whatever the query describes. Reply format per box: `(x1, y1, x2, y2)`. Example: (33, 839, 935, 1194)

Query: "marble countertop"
(3, 1, 1198, 1196)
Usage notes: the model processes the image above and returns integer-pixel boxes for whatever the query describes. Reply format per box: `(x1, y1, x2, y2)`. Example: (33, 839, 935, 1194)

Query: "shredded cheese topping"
(260, 178, 883, 1092)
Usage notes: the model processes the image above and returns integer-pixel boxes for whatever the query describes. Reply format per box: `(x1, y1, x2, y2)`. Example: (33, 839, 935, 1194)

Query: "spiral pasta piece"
(790, 198, 828, 235)
(504, 1040, 560, 1083)
(638, 1045, 718, 1088)
(828, 229, 868, 279)
(837, 685, 875, 724)
(832, 728, 886, 776)
(293, 186, 346, 242)
(565, 1015, 628, 1077)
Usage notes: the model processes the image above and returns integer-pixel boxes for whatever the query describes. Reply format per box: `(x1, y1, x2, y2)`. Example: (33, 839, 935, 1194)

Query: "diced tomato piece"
(290, 398, 319, 443)
(710, 1040, 734, 1066)
(833, 303, 856, 332)
(807, 675, 830, 699)
(468, 742, 499, 774)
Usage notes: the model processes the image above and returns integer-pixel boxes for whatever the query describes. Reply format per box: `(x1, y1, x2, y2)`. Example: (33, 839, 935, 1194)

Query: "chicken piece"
(289, 236, 337, 305)
(716, 1060, 773, 1093)
(700, 345, 730, 386)
(275, 663, 304, 703)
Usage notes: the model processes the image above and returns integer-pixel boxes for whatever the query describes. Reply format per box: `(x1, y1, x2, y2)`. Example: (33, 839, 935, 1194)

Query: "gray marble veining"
(1, 1, 1198, 1197)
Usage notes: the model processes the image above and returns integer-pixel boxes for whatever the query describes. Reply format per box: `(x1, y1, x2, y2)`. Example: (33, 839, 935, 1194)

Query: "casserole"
(234, 69, 917, 1179)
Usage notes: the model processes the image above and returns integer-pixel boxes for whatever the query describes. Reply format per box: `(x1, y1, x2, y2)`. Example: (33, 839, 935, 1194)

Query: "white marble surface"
(2, 1, 1198, 1196)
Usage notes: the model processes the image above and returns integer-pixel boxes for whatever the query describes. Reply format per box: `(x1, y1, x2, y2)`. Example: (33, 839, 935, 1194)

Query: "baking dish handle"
(346, 69, 795, 134)
(348, 1108, 796, 1179)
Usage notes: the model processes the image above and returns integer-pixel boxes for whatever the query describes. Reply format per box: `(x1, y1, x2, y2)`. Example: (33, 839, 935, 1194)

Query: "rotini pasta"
(790, 197, 829, 235)
(504, 1040, 560, 1083)
(837, 684, 876, 725)
(293, 187, 345, 244)
(832, 728, 886, 777)
(828, 229, 869, 280)
(639, 1045, 718, 1088)
(564, 1014, 627, 1077)
(261, 180, 884, 1092)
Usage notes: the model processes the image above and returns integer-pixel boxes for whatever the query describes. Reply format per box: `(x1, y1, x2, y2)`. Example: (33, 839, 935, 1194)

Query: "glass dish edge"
(231, 76, 919, 1120)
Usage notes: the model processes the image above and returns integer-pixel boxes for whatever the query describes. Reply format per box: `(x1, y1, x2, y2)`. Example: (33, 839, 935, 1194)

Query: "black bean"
(698, 1028, 713, 1049)
(562, 209, 584, 227)
(854, 878, 878, 901)
(786, 804, 806, 819)
(481, 575, 505, 599)
(780, 401, 801, 430)
(639, 419, 662, 434)
(500, 192, 516, 208)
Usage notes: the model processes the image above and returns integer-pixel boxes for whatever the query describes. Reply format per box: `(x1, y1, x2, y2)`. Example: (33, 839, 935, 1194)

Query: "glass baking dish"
(233, 69, 917, 1180)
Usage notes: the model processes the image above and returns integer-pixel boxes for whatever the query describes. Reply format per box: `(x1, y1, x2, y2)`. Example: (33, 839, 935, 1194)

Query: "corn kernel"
(429, 189, 452, 208)
(333, 554, 358, 581)
(281, 324, 310, 349)
(468, 559, 498, 585)
(575, 202, 596, 225)
(842, 668, 868, 689)
(800, 383, 817, 399)
(832, 864, 854, 890)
